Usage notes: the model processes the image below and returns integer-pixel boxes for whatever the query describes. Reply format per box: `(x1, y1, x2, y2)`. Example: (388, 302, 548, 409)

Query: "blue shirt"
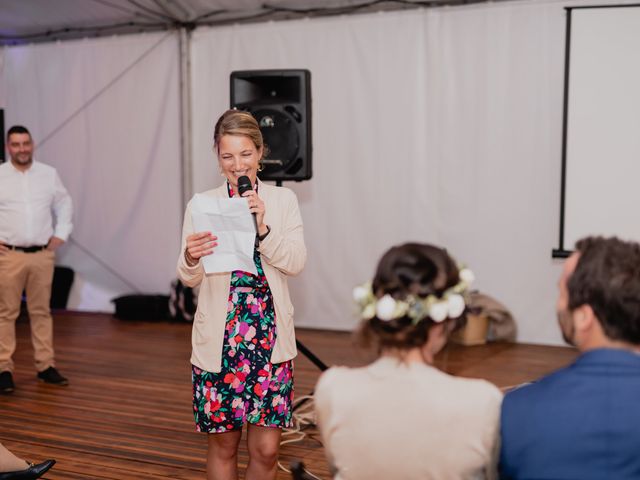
(500, 348, 640, 480)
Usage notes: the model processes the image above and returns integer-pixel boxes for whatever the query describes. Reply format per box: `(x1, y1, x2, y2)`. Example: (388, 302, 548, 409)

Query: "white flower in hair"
(376, 295, 397, 321)
(353, 285, 370, 303)
(447, 294, 466, 318)
(352, 265, 475, 324)
(428, 301, 449, 323)
(362, 303, 376, 320)
(459, 268, 475, 284)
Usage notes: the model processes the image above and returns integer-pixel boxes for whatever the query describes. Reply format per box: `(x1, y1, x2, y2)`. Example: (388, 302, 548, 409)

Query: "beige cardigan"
(177, 180, 306, 372)
(315, 357, 502, 480)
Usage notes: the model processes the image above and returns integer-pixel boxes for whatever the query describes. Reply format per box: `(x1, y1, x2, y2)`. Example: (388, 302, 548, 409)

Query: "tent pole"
(179, 26, 193, 208)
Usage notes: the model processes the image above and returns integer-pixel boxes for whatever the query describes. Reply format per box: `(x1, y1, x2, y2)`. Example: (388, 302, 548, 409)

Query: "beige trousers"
(0, 249, 56, 372)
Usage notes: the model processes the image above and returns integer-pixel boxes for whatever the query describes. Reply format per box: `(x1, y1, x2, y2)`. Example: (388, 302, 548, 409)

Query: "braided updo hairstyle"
(358, 243, 464, 350)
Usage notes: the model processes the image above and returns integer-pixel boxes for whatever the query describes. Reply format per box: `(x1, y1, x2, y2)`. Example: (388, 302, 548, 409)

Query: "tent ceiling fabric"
(0, 0, 511, 45)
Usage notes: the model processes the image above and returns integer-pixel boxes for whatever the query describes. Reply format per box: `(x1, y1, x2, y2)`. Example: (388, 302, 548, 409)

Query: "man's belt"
(3, 244, 47, 253)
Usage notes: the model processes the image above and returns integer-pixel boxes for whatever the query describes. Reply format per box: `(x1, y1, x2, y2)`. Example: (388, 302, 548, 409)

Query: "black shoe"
(0, 371, 14, 393)
(37, 367, 68, 386)
(0, 459, 55, 479)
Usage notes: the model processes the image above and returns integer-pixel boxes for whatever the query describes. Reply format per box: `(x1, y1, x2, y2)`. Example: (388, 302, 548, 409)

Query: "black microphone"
(237, 175, 258, 235)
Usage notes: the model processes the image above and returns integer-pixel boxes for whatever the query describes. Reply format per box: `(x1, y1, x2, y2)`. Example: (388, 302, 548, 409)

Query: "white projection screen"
(557, 4, 640, 255)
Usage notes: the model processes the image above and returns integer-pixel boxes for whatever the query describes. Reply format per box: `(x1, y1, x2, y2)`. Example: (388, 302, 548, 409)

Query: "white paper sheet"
(190, 193, 257, 275)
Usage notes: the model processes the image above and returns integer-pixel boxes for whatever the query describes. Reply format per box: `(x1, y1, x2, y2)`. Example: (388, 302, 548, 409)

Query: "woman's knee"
(248, 438, 279, 465)
(249, 445, 279, 465)
(208, 431, 241, 460)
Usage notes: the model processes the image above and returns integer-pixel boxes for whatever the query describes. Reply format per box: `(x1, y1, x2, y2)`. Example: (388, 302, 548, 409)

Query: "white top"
(315, 356, 502, 480)
(0, 161, 73, 246)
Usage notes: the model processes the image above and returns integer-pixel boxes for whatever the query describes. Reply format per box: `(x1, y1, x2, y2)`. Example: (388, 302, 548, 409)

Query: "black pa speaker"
(230, 69, 312, 182)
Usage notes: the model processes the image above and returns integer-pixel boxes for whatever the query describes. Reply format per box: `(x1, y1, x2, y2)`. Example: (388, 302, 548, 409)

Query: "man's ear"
(574, 304, 596, 333)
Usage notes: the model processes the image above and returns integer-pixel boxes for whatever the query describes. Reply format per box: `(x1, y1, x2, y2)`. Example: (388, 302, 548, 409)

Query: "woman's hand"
(241, 189, 268, 236)
(185, 231, 217, 266)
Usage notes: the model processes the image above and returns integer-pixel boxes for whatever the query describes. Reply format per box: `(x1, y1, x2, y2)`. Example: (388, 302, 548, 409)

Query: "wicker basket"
(451, 313, 489, 346)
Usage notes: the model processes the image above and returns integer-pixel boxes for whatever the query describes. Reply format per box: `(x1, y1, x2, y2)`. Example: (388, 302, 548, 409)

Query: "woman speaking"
(177, 109, 306, 480)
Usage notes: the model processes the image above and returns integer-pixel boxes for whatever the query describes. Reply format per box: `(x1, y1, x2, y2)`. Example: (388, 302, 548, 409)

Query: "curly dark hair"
(568, 236, 640, 344)
(358, 243, 464, 351)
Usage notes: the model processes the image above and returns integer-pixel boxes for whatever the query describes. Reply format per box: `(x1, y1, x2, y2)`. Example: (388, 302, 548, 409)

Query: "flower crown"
(353, 268, 475, 324)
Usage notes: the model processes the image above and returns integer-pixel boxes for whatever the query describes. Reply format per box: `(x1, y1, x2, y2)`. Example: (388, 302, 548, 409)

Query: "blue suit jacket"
(499, 348, 640, 480)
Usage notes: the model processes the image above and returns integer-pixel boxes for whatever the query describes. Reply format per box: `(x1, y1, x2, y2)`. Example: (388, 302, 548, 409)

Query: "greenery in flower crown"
(352, 268, 475, 324)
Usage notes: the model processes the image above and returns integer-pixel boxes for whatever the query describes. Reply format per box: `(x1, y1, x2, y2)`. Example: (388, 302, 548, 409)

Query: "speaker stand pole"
(272, 180, 329, 409)
(293, 339, 328, 412)
(296, 339, 329, 372)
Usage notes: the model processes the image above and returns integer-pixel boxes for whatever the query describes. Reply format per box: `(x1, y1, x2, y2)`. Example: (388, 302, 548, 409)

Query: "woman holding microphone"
(177, 109, 306, 480)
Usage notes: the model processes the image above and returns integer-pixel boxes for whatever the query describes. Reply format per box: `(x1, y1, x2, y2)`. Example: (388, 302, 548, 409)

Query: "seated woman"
(314, 243, 502, 479)
(0, 442, 55, 479)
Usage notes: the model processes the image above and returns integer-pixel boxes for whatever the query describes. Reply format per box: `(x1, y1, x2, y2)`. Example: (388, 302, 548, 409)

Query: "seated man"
(500, 236, 640, 479)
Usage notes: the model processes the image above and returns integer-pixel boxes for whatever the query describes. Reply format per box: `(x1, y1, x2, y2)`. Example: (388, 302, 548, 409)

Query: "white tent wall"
(1, 32, 183, 311)
(2, 0, 635, 343)
(191, 1, 573, 345)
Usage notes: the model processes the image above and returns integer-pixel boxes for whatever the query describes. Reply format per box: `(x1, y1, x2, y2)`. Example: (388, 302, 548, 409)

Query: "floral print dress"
(191, 231, 294, 433)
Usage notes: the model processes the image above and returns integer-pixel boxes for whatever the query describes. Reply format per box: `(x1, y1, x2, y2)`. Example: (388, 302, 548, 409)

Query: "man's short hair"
(569, 236, 640, 344)
(7, 125, 31, 140)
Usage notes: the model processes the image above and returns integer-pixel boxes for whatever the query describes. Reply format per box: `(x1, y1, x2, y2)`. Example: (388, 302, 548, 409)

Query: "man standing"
(0, 125, 73, 393)
(500, 236, 640, 479)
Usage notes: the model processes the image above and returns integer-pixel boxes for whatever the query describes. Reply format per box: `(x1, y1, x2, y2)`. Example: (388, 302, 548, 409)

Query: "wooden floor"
(0, 312, 578, 479)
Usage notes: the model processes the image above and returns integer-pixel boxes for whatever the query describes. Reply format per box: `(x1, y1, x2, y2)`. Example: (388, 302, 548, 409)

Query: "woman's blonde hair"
(213, 109, 269, 160)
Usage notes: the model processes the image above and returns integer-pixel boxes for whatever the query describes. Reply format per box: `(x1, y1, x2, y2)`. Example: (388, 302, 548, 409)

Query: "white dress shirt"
(0, 160, 73, 246)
